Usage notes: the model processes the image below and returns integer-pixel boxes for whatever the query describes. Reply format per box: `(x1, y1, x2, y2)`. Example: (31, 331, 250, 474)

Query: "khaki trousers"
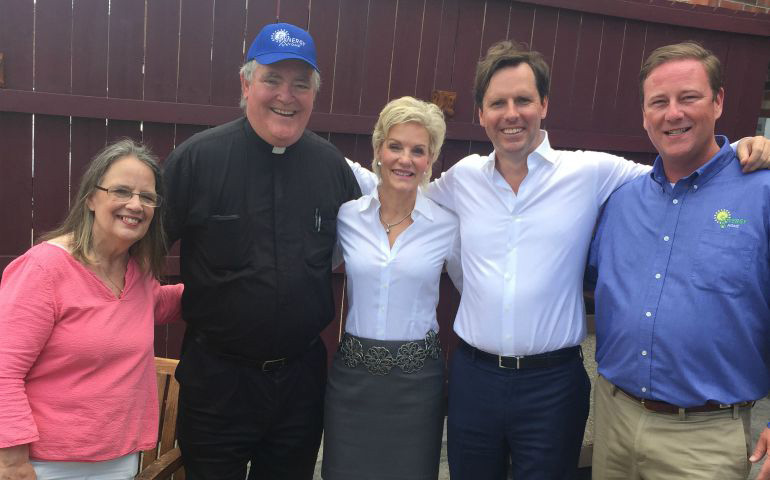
(592, 375, 751, 480)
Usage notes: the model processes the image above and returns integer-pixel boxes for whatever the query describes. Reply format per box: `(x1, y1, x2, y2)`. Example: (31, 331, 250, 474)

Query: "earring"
(376, 161, 382, 166)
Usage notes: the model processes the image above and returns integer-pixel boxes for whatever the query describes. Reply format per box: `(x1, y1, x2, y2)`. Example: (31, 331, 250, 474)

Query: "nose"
(503, 100, 519, 121)
(275, 81, 293, 101)
(124, 193, 144, 210)
(664, 101, 684, 122)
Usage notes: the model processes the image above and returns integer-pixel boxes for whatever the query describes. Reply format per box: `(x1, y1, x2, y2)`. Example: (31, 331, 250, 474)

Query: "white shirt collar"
(481, 130, 557, 178)
(359, 186, 434, 222)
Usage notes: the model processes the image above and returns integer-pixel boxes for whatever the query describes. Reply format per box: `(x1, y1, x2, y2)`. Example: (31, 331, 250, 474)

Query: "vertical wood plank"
(0, 0, 34, 90)
(450, 0, 486, 124)
(278, 0, 310, 27)
(529, 5, 559, 68)
(591, 16, 626, 135)
(328, 132, 358, 160)
(245, 0, 279, 47)
(33, 116, 71, 239)
(175, 124, 209, 147)
(0, 112, 33, 271)
(144, 0, 181, 102)
(722, 36, 770, 140)
(433, 0, 460, 93)
(542, 8, 580, 130)
(389, 0, 425, 100)
(611, 19, 648, 137)
(70, 118, 107, 201)
(308, 0, 341, 113)
(330, 0, 369, 115)
(507, 1, 535, 48)
(143, 123, 177, 163)
(108, 0, 145, 100)
(72, 0, 109, 97)
(414, 0, 443, 102)
(436, 139, 471, 175)
(107, 120, 142, 143)
(178, 0, 214, 104)
(569, 13, 604, 132)
(35, 0, 73, 94)
(211, 0, 248, 107)
(358, 0, 398, 116)
(481, 0, 512, 54)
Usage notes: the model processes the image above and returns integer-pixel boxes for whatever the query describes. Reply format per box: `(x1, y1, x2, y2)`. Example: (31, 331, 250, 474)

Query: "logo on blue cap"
(270, 29, 306, 48)
(246, 23, 318, 72)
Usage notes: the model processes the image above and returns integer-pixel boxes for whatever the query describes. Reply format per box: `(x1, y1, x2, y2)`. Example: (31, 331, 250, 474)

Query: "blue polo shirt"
(588, 136, 770, 407)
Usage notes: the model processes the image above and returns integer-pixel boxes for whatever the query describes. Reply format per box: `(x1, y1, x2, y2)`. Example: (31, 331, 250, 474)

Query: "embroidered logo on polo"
(713, 209, 747, 229)
(270, 29, 306, 48)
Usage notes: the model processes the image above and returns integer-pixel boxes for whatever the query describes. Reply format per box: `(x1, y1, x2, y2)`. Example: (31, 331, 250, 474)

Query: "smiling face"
(87, 155, 156, 253)
(240, 59, 316, 147)
(478, 63, 548, 164)
(377, 122, 432, 194)
(642, 58, 723, 175)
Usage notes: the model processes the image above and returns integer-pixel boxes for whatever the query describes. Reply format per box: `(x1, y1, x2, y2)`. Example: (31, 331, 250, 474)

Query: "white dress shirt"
(337, 187, 461, 341)
(426, 132, 650, 356)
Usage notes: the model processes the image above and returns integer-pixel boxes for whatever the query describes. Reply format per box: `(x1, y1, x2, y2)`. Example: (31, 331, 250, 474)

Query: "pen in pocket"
(314, 208, 321, 232)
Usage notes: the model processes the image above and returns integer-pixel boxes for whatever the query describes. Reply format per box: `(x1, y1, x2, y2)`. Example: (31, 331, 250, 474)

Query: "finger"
(751, 433, 768, 462)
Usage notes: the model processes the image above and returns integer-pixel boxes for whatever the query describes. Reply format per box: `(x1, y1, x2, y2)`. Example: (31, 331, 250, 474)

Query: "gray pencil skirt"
(321, 333, 445, 480)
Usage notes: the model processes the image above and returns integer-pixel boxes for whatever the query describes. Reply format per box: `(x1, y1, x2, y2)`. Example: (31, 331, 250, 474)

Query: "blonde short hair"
(371, 96, 446, 186)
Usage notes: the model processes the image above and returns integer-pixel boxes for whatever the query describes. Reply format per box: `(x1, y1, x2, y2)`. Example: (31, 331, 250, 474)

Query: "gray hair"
(41, 139, 168, 279)
(239, 60, 321, 110)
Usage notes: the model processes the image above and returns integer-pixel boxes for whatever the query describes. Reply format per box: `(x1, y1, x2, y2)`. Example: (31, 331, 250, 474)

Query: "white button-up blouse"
(336, 187, 461, 341)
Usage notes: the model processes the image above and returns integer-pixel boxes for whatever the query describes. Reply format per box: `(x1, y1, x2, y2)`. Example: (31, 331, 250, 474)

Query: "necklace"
(98, 263, 125, 296)
(379, 208, 413, 233)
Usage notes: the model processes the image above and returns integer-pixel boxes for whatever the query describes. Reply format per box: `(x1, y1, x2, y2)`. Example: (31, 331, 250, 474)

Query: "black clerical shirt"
(164, 117, 360, 360)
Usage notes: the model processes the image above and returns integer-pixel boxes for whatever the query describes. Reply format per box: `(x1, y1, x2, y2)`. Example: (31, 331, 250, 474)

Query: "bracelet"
(767, 421, 770, 429)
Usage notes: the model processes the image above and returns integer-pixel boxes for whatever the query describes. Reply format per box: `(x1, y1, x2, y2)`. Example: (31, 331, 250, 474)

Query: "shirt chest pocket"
(691, 231, 756, 295)
(203, 214, 252, 269)
(304, 207, 337, 268)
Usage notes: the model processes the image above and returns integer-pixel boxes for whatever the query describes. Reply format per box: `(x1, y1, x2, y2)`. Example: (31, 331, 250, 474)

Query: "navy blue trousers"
(447, 344, 590, 480)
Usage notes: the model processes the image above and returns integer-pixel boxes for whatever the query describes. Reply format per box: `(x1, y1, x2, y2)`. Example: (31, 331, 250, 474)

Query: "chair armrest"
(135, 447, 183, 480)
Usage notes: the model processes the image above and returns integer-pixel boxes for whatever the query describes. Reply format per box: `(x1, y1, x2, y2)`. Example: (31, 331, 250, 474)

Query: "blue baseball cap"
(246, 23, 319, 72)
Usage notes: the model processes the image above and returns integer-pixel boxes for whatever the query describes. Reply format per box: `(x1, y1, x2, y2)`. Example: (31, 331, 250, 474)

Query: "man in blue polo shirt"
(588, 41, 770, 479)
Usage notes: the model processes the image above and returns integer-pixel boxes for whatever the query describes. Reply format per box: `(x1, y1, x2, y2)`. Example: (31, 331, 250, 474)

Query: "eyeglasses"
(95, 185, 162, 208)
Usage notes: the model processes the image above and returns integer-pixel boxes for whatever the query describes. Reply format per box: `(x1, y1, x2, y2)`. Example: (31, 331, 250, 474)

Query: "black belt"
(193, 332, 319, 372)
(460, 340, 581, 369)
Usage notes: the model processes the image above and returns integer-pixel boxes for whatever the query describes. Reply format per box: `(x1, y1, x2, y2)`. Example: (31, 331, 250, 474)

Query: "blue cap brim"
(253, 52, 319, 72)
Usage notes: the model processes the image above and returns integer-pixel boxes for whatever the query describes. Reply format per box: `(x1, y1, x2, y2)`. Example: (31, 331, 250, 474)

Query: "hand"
(737, 135, 770, 173)
(750, 426, 770, 480)
(0, 445, 35, 480)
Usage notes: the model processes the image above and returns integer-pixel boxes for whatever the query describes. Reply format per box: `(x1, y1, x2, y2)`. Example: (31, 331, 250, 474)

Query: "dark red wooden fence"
(1, 0, 769, 359)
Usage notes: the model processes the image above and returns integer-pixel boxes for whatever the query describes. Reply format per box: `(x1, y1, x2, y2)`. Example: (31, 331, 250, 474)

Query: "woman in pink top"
(0, 140, 183, 480)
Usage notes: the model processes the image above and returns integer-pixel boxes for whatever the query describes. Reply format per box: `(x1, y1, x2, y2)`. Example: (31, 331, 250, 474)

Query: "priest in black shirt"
(163, 22, 360, 480)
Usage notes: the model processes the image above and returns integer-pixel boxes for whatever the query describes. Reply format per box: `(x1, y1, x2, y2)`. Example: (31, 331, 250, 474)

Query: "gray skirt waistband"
(339, 330, 442, 375)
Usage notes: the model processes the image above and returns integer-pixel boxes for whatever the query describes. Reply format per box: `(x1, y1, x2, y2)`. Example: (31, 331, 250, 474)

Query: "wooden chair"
(136, 357, 184, 480)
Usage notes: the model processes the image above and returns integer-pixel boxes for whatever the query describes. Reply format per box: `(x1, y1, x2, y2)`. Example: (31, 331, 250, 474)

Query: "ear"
(713, 87, 724, 121)
(540, 96, 549, 119)
(240, 72, 249, 98)
(86, 193, 95, 212)
(478, 107, 486, 127)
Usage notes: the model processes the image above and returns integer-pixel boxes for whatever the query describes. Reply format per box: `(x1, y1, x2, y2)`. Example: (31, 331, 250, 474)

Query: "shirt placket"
(637, 182, 688, 397)
(375, 220, 396, 338)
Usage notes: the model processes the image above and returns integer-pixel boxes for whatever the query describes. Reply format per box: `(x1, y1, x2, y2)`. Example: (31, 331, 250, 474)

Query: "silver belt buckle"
(498, 355, 524, 369)
(261, 358, 286, 372)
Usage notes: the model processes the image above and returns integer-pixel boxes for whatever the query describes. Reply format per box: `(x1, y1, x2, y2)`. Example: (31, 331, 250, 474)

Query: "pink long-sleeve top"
(0, 242, 183, 461)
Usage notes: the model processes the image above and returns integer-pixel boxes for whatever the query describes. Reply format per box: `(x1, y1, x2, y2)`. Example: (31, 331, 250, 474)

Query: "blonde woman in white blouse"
(322, 97, 461, 480)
